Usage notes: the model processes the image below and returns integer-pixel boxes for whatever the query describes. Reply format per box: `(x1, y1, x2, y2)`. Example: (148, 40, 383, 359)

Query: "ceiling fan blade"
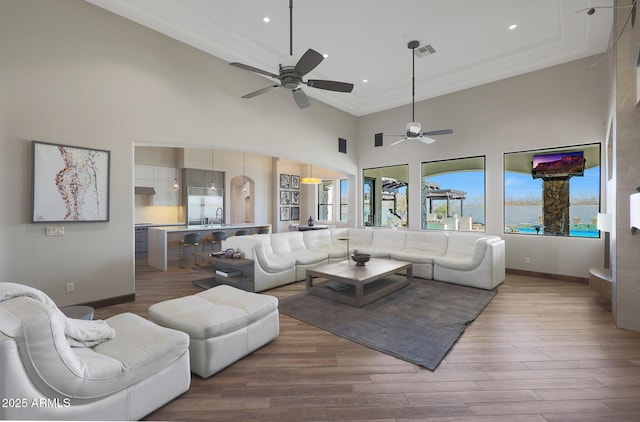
(294, 49, 324, 76)
(230, 62, 279, 79)
(292, 87, 310, 108)
(423, 129, 453, 136)
(241, 85, 279, 98)
(418, 136, 437, 144)
(306, 79, 354, 93)
(390, 137, 408, 146)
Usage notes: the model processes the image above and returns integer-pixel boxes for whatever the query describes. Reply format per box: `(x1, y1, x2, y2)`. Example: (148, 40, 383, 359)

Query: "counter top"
(147, 223, 271, 271)
(149, 223, 269, 233)
(135, 222, 183, 227)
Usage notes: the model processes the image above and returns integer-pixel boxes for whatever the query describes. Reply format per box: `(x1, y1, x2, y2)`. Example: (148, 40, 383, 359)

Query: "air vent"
(414, 44, 436, 58)
(135, 186, 156, 195)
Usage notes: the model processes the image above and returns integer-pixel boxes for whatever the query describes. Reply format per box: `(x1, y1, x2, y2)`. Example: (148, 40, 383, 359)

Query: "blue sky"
(424, 171, 484, 203)
(425, 166, 600, 203)
(505, 166, 600, 200)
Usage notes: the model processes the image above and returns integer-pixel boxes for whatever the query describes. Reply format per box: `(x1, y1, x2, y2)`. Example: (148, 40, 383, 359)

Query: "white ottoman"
(148, 285, 279, 378)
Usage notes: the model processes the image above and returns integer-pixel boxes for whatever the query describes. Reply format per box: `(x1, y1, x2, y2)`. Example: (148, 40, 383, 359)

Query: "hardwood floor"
(94, 256, 640, 421)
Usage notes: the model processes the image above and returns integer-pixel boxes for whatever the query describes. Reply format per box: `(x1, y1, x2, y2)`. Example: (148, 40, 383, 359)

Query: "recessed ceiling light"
(263, 16, 270, 23)
(322, 53, 329, 58)
(362, 79, 368, 83)
(508, 24, 517, 30)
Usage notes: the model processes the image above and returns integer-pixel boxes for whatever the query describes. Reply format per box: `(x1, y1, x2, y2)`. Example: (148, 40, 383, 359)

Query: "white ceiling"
(86, 0, 613, 117)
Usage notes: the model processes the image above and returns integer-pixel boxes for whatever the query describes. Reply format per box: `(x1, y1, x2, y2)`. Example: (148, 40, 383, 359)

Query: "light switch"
(46, 226, 64, 236)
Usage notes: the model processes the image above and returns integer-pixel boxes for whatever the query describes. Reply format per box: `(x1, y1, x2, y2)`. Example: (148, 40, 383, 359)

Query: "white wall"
(0, 0, 614, 307)
(357, 55, 611, 279)
(0, 0, 356, 305)
(612, 0, 640, 331)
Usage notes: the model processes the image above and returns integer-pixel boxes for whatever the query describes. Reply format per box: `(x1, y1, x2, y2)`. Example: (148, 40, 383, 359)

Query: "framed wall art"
(290, 206, 300, 221)
(31, 141, 110, 223)
(280, 207, 290, 221)
(280, 190, 290, 205)
(291, 191, 300, 205)
(291, 175, 300, 190)
(279, 173, 290, 189)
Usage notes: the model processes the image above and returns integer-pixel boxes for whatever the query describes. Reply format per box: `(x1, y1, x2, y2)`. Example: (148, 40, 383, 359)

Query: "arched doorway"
(230, 175, 254, 224)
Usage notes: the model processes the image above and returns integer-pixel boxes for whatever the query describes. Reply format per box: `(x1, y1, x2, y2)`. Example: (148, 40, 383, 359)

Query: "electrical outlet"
(524, 257, 531, 264)
(46, 226, 65, 236)
(66, 282, 75, 293)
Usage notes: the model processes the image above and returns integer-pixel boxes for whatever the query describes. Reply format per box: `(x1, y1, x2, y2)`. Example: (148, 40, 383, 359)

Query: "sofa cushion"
(302, 230, 334, 249)
(270, 232, 297, 254)
(403, 231, 448, 255)
(330, 227, 350, 243)
(255, 243, 296, 273)
(371, 230, 407, 250)
(444, 233, 487, 256)
(94, 313, 189, 373)
(434, 237, 489, 270)
(342, 228, 374, 248)
(389, 250, 436, 264)
(310, 245, 347, 260)
(302, 230, 344, 259)
(270, 232, 328, 264)
(355, 230, 407, 258)
(293, 250, 329, 265)
(393, 231, 447, 263)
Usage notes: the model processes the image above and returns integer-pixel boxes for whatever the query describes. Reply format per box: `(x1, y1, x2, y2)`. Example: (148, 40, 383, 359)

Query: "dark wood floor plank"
(89, 255, 640, 421)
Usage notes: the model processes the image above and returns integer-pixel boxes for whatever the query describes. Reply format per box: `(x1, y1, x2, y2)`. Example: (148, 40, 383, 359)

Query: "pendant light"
(210, 149, 216, 191)
(301, 164, 321, 184)
(172, 153, 179, 191)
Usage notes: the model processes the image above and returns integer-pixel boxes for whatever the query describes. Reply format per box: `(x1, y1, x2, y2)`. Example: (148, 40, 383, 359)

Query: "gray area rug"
(278, 279, 497, 371)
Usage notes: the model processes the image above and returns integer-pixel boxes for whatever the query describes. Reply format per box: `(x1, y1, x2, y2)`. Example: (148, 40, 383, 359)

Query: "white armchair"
(0, 283, 191, 420)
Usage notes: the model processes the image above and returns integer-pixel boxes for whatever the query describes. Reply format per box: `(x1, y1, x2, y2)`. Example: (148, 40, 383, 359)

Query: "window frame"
(421, 155, 486, 232)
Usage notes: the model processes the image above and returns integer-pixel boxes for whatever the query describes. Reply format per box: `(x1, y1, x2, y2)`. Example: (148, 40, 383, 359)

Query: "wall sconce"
(242, 152, 248, 193)
(597, 212, 612, 232)
(631, 187, 640, 234)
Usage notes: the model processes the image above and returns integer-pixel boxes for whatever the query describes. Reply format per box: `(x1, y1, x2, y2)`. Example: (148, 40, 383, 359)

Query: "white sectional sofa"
(222, 228, 505, 292)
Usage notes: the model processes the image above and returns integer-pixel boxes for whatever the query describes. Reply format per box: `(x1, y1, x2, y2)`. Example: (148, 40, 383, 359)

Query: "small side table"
(60, 305, 95, 320)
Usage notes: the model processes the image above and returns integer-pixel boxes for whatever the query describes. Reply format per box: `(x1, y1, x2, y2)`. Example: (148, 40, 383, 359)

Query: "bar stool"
(257, 228, 270, 234)
(235, 229, 250, 236)
(208, 231, 227, 252)
(179, 232, 201, 267)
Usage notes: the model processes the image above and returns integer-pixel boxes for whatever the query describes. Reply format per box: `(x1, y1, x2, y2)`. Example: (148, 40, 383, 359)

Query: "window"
(316, 178, 348, 223)
(339, 179, 348, 222)
(318, 180, 333, 221)
(421, 156, 485, 231)
(363, 164, 409, 227)
(504, 143, 600, 238)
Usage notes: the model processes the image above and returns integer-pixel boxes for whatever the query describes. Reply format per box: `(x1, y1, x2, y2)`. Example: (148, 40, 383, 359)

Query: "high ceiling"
(86, 0, 614, 117)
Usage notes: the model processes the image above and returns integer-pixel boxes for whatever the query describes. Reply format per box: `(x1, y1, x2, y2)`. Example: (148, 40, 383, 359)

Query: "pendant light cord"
(411, 45, 415, 122)
(289, 0, 293, 56)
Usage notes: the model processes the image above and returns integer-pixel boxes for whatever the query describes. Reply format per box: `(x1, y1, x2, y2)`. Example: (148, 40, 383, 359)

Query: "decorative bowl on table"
(351, 253, 371, 266)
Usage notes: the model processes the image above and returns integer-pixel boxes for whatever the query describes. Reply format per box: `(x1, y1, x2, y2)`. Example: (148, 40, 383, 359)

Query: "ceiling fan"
(229, 0, 353, 109)
(383, 40, 453, 146)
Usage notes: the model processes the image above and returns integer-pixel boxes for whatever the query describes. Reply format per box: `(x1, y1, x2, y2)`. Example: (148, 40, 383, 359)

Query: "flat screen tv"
(532, 151, 585, 179)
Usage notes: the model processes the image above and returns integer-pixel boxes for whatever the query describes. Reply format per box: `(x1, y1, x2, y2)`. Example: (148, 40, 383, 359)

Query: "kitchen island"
(148, 224, 270, 271)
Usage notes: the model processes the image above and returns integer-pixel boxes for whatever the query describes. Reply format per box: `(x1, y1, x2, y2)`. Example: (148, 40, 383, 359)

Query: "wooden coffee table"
(305, 258, 413, 307)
